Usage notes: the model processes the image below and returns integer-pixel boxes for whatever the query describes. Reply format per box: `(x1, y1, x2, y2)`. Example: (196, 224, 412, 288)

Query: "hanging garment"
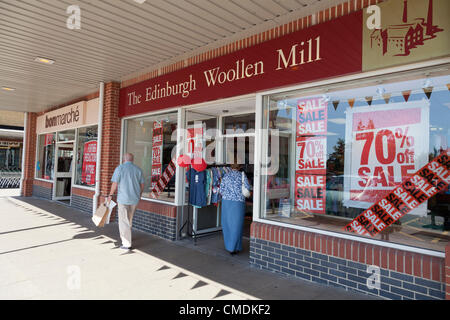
(205, 168, 212, 206)
(211, 167, 221, 204)
(221, 199, 246, 253)
(186, 167, 207, 207)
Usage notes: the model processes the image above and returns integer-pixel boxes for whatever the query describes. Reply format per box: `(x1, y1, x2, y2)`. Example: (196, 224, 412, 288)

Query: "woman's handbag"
(242, 171, 251, 198)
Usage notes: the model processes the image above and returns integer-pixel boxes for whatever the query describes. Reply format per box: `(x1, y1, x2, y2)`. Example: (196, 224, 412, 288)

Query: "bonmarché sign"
(119, 12, 363, 117)
(37, 101, 86, 134)
(45, 105, 81, 129)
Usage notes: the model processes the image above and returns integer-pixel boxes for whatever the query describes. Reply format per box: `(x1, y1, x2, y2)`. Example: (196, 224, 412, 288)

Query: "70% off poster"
(343, 101, 429, 216)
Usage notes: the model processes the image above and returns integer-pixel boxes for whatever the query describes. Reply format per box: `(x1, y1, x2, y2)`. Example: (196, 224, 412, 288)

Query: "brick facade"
(250, 222, 446, 300)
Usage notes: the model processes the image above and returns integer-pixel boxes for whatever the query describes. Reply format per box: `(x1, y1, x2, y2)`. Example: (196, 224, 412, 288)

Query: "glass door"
(53, 142, 74, 201)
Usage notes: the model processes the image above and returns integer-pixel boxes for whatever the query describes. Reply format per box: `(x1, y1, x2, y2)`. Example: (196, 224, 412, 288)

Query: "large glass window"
(124, 112, 178, 202)
(260, 69, 450, 252)
(36, 133, 55, 180)
(75, 125, 98, 187)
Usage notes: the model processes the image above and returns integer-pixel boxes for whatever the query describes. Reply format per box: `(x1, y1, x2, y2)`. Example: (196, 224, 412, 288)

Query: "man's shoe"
(120, 246, 131, 250)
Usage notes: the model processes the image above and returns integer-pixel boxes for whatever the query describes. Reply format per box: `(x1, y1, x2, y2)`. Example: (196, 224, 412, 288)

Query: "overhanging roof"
(0, 0, 339, 113)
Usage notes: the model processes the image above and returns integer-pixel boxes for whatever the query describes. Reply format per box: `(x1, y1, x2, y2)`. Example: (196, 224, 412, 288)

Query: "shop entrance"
(182, 97, 255, 258)
(53, 142, 74, 203)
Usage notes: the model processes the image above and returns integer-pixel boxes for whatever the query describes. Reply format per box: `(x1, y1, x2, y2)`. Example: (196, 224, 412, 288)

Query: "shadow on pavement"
(9, 196, 378, 300)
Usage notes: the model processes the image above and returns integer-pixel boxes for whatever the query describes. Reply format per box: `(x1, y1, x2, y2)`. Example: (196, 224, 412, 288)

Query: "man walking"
(107, 153, 144, 251)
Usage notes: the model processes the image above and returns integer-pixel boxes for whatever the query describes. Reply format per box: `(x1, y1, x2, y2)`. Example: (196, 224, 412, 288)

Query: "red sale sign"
(344, 152, 450, 237)
(81, 141, 97, 186)
(151, 121, 163, 190)
(297, 97, 328, 136)
(296, 136, 327, 175)
(295, 174, 326, 214)
(343, 101, 429, 216)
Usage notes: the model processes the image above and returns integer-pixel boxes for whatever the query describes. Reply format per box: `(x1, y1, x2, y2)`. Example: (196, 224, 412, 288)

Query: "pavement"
(0, 192, 379, 300)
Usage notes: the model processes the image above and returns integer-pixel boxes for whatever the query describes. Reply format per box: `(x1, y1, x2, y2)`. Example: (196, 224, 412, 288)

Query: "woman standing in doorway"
(220, 163, 252, 255)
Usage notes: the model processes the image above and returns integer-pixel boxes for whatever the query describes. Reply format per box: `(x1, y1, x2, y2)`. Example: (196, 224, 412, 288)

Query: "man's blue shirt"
(111, 161, 145, 205)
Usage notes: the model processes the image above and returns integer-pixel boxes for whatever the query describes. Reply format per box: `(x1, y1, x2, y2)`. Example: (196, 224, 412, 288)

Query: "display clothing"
(186, 167, 207, 207)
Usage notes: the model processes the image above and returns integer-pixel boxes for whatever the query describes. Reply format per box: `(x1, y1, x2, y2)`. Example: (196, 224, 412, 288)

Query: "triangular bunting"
(332, 100, 339, 110)
(423, 86, 433, 99)
(382, 93, 391, 104)
(402, 90, 412, 102)
(348, 98, 355, 108)
(447, 84, 450, 91)
(365, 96, 373, 106)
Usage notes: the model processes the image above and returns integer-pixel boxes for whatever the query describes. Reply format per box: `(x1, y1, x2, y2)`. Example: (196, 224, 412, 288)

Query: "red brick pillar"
(446, 244, 450, 300)
(99, 82, 121, 209)
(22, 113, 37, 197)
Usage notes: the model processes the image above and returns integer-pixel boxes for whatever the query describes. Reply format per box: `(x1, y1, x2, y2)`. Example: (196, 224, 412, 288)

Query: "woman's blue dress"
(220, 170, 251, 253)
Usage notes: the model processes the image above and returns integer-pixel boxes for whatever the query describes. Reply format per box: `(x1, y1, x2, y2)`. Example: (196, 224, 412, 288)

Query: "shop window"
(74, 125, 98, 187)
(260, 71, 450, 252)
(124, 112, 178, 202)
(57, 129, 75, 142)
(36, 133, 55, 180)
(222, 113, 255, 133)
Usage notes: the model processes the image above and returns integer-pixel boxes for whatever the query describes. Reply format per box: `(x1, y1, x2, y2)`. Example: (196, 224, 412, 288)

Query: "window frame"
(121, 107, 182, 206)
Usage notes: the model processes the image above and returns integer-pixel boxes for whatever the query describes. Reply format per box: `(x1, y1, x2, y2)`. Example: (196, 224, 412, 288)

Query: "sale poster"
(343, 101, 429, 216)
(296, 136, 327, 175)
(81, 141, 97, 186)
(297, 97, 328, 136)
(295, 174, 326, 214)
(151, 121, 163, 190)
(295, 96, 328, 215)
(344, 152, 450, 237)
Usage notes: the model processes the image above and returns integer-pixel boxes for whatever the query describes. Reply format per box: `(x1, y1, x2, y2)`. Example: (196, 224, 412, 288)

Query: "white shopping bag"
(105, 200, 117, 224)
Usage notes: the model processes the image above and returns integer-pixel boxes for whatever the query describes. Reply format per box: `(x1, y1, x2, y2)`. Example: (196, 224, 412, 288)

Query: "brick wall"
(22, 113, 37, 197)
(71, 187, 95, 214)
(32, 180, 53, 200)
(250, 222, 446, 300)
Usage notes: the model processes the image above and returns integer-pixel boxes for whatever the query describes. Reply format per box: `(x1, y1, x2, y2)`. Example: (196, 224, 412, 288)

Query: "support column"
(21, 113, 37, 197)
(99, 82, 121, 208)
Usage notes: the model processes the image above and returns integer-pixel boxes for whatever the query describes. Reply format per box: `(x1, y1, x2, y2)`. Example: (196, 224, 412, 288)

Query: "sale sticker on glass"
(297, 97, 328, 136)
(295, 174, 326, 214)
(343, 101, 429, 216)
(296, 136, 327, 175)
(344, 152, 450, 237)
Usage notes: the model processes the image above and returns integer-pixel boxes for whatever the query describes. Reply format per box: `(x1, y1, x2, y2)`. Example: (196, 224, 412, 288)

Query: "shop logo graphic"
(370, 0, 443, 56)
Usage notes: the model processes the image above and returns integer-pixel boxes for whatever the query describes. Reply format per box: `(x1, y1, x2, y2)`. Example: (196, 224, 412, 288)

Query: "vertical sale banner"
(343, 101, 429, 216)
(81, 141, 97, 186)
(295, 97, 328, 214)
(151, 121, 163, 191)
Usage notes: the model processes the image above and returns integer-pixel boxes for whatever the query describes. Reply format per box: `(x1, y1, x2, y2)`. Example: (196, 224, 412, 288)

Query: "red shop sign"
(119, 12, 362, 117)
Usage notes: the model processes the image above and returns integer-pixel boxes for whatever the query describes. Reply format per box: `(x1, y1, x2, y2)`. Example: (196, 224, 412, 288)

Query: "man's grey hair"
(123, 153, 134, 162)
